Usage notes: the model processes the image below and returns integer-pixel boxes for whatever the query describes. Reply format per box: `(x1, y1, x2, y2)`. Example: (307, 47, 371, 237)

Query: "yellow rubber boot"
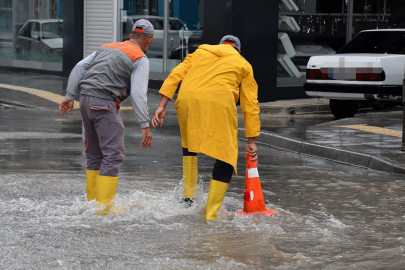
(205, 179, 229, 221)
(96, 175, 119, 215)
(183, 156, 198, 199)
(86, 169, 99, 201)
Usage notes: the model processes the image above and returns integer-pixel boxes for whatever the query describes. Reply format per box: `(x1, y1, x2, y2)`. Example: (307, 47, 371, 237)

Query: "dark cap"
(220, 35, 241, 51)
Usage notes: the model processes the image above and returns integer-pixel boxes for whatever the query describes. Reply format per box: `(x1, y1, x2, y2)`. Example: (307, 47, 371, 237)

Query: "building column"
(203, 0, 279, 102)
(62, 0, 83, 78)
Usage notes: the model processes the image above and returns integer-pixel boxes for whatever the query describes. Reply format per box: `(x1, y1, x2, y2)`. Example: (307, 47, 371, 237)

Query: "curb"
(0, 98, 36, 109)
(238, 128, 405, 175)
(259, 103, 330, 116)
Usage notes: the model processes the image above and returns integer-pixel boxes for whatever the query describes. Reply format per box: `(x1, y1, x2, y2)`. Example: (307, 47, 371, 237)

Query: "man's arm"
(59, 52, 96, 116)
(152, 95, 170, 128)
(130, 57, 152, 148)
(159, 53, 193, 99)
(239, 65, 260, 160)
(130, 57, 150, 128)
(152, 53, 193, 128)
(66, 52, 96, 100)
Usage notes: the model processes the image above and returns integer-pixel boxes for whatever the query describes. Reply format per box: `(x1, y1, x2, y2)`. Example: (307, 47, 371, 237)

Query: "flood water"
(2, 167, 405, 269)
(2, 142, 405, 268)
(1, 110, 405, 269)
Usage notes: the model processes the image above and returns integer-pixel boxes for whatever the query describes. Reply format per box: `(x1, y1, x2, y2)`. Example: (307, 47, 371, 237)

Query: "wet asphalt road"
(1, 89, 405, 269)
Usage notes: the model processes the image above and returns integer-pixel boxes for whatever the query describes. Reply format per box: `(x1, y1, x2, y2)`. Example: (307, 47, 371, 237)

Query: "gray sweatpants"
(80, 95, 125, 177)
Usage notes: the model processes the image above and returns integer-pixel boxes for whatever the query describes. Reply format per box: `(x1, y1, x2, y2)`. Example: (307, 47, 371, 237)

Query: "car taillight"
(307, 68, 385, 81)
(356, 69, 385, 81)
(306, 69, 328, 80)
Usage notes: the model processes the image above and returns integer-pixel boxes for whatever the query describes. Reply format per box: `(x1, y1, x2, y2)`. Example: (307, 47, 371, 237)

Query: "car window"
(42, 22, 63, 39)
(169, 19, 184, 30)
(31, 22, 40, 39)
(338, 31, 405, 54)
(19, 22, 31, 38)
(153, 19, 164, 30)
(189, 28, 203, 45)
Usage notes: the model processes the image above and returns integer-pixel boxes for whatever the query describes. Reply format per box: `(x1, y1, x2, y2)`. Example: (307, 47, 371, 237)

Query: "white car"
(124, 15, 189, 59)
(304, 29, 405, 119)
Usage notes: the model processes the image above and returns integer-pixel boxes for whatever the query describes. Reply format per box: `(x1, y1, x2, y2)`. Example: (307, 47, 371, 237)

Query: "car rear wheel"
(329, 99, 358, 119)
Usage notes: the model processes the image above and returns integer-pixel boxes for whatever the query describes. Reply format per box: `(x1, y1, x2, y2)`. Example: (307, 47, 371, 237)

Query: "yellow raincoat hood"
(159, 44, 260, 174)
(198, 44, 239, 57)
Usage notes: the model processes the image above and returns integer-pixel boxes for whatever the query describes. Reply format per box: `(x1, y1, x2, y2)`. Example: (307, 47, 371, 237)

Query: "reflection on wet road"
(259, 114, 335, 128)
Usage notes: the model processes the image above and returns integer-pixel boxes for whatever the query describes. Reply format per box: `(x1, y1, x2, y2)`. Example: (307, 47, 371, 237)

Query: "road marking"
(337, 124, 402, 138)
(0, 83, 133, 111)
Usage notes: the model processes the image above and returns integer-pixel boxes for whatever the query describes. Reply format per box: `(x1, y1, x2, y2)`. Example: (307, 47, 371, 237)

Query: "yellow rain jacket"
(159, 44, 260, 174)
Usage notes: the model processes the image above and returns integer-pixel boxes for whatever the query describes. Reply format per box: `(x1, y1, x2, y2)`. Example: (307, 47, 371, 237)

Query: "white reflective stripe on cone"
(248, 168, 259, 178)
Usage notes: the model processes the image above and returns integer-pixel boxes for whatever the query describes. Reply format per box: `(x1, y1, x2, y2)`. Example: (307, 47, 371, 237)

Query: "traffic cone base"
(235, 155, 276, 216)
(235, 209, 276, 216)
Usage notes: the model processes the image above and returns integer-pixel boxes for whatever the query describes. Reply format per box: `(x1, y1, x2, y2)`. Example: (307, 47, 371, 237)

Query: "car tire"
(329, 99, 358, 119)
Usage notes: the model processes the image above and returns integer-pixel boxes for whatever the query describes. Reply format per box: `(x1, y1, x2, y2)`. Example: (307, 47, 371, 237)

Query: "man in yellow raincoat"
(152, 35, 260, 220)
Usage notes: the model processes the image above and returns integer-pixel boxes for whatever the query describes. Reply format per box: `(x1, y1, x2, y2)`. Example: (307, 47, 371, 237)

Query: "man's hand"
(141, 127, 152, 148)
(152, 106, 166, 128)
(59, 98, 74, 116)
(246, 137, 258, 161)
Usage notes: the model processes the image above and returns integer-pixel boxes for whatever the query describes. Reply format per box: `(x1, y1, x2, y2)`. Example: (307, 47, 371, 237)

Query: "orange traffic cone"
(236, 154, 276, 216)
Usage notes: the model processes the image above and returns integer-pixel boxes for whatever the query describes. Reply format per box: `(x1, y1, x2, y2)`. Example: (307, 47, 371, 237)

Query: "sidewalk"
(248, 109, 405, 175)
(1, 70, 405, 174)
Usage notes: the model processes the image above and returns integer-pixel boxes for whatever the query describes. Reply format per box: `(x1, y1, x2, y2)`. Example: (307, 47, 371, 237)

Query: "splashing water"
(0, 171, 362, 269)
